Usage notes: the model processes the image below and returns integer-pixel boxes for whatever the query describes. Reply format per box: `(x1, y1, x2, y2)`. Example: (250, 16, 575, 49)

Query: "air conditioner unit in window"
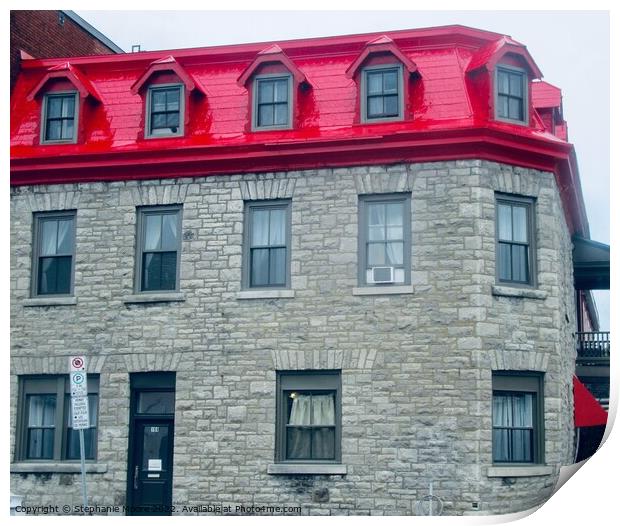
(370, 266, 395, 284)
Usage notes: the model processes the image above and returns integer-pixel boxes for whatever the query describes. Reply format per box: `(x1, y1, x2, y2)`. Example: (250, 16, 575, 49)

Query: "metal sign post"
(70, 356, 89, 514)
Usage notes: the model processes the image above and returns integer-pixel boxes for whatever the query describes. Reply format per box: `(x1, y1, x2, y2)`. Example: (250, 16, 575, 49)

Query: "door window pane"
(142, 425, 169, 471)
(138, 391, 175, 415)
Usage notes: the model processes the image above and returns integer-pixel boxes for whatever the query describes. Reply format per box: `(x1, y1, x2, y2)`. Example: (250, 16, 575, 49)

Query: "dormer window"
(362, 65, 403, 122)
(253, 75, 292, 130)
(495, 66, 528, 124)
(146, 84, 184, 138)
(41, 92, 78, 144)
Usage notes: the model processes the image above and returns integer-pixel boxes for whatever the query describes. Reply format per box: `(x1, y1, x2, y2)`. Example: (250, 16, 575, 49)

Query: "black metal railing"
(576, 331, 610, 361)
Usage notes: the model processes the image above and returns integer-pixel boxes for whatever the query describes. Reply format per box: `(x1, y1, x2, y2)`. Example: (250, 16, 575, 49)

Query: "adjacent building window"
(136, 206, 182, 292)
(496, 195, 535, 285)
(16, 375, 99, 461)
(358, 194, 411, 285)
(32, 211, 76, 297)
(492, 372, 544, 464)
(243, 200, 291, 289)
(495, 66, 527, 123)
(41, 92, 78, 143)
(253, 75, 292, 130)
(362, 65, 403, 122)
(276, 371, 341, 463)
(146, 85, 184, 137)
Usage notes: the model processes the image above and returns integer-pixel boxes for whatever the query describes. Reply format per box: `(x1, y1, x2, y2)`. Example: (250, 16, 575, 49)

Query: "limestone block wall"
(10, 160, 576, 515)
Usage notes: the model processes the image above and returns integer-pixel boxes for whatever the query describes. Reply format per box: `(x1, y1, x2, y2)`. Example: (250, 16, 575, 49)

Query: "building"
(10, 25, 609, 516)
(10, 10, 123, 91)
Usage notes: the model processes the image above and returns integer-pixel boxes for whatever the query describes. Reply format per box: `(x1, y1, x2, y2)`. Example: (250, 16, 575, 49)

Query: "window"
(16, 375, 99, 461)
(146, 85, 184, 138)
(276, 371, 341, 463)
(32, 211, 76, 297)
(362, 65, 403, 122)
(136, 206, 182, 292)
(496, 195, 535, 285)
(243, 200, 291, 289)
(358, 194, 411, 286)
(495, 66, 527, 123)
(41, 92, 78, 143)
(253, 75, 292, 130)
(492, 372, 544, 464)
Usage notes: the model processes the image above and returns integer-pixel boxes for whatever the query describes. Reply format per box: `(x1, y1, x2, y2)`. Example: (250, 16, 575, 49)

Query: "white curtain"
(252, 210, 270, 246)
(41, 220, 58, 256)
(493, 393, 533, 462)
(269, 209, 286, 245)
(287, 394, 335, 459)
(144, 215, 162, 250)
(57, 219, 72, 254)
(161, 214, 178, 251)
(29, 395, 56, 427)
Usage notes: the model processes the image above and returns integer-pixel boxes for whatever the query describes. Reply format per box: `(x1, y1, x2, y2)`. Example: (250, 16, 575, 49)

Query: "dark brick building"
(10, 10, 122, 91)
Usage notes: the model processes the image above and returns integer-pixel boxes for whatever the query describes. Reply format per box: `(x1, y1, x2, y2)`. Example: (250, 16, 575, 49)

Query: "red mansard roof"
(9, 24, 589, 237)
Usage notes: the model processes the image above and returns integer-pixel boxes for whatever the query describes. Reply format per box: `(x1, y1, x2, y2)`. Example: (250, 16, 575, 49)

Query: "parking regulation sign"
(70, 371, 88, 397)
(70, 355, 86, 372)
(71, 396, 90, 430)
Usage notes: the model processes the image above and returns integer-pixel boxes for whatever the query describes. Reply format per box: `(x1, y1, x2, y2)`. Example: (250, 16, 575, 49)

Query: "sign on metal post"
(69, 356, 89, 514)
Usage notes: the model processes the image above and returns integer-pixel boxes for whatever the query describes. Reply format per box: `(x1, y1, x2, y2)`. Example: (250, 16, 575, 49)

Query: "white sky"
(70, 9, 611, 330)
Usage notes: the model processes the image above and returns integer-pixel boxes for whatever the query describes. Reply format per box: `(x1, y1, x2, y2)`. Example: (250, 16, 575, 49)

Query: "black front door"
(126, 373, 176, 516)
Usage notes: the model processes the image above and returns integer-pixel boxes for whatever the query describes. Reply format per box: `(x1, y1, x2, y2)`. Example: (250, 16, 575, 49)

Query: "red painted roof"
(532, 80, 562, 109)
(9, 24, 590, 237)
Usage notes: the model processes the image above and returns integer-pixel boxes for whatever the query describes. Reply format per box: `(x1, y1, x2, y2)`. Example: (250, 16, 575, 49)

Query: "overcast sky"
(75, 10, 610, 329)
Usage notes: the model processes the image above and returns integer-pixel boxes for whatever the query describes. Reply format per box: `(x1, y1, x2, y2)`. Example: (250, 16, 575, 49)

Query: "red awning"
(574, 376, 608, 427)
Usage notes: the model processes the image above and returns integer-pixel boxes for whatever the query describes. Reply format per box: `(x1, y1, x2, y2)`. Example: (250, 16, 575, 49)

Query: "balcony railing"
(576, 331, 610, 362)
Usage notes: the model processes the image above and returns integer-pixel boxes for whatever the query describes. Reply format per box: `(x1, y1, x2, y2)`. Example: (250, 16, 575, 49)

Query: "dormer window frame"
(40, 90, 79, 145)
(360, 63, 405, 124)
(145, 83, 185, 139)
(251, 73, 294, 132)
(494, 64, 529, 126)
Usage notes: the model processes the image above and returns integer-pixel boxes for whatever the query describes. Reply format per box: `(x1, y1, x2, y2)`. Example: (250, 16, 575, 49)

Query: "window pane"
(367, 242, 385, 266)
(56, 219, 74, 254)
(46, 120, 62, 141)
(28, 428, 55, 459)
(511, 245, 528, 282)
(258, 104, 274, 127)
(383, 70, 398, 93)
(497, 71, 509, 94)
(498, 204, 512, 241)
(498, 243, 511, 281)
(152, 91, 166, 112)
(142, 425, 169, 470)
(54, 256, 72, 294)
(368, 226, 384, 241)
(159, 252, 177, 290)
(497, 96, 509, 119)
(258, 81, 274, 103)
(61, 119, 74, 140)
(386, 202, 403, 226)
(138, 391, 175, 414)
(166, 89, 180, 111)
(386, 241, 403, 265)
(48, 97, 62, 118)
(312, 394, 335, 425)
(367, 72, 382, 95)
(368, 203, 385, 227)
(286, 428, 311, 459)
(508, 98, 523, 120)
(368, 96, 383, 117)
(384, 95, 398, 116)
(492, 428, 510, 462)
(512, 393, 533, 427)
(311, 428, 335, 459)
(161, 214, 178, 251)
(274, 103, 288, 126)
(512, 206, 528, 243)
(41, 220, 59, 256)
(251, 210, 270, 246)
(509, 73, 523, 96)
(269, 209, 286, 245)
(386, 226, 403, 240)
(511, 429, 533, 462)
(288, 394, 312, 425)
(269, 247, 286, 285)
(144, 214, 162, 250)
(493, 394, 512, 426)
(38, 256, 71, 295)
(66, 428, 96, 460)
(29, 395, 56, 426)
(274, 80, 288, 102)
(250, 248, 269, 286)
(61, 96, 75, 118)
(166, 112, 180, 129)
(143, 252, 177, 291)
(151, 113, 166, 130)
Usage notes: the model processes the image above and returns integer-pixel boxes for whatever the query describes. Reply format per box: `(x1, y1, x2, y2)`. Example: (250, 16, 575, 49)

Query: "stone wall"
(10, 160, 576, 515)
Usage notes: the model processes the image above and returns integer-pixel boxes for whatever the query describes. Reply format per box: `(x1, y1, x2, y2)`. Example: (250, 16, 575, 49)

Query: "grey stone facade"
(10, 159, 576, 515)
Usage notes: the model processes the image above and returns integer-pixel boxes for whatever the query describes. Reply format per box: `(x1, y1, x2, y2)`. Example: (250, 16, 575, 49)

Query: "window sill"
(10, 462, 108, 474)
(487, 465, 553, 478)
(352, 285, 414, 296)
(492, 285, 547, 300)
(267, 463, 347, 475)
(23, 297, 77, 307)
(237, 290, 295, 300)
(123, 292, 186, 304)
